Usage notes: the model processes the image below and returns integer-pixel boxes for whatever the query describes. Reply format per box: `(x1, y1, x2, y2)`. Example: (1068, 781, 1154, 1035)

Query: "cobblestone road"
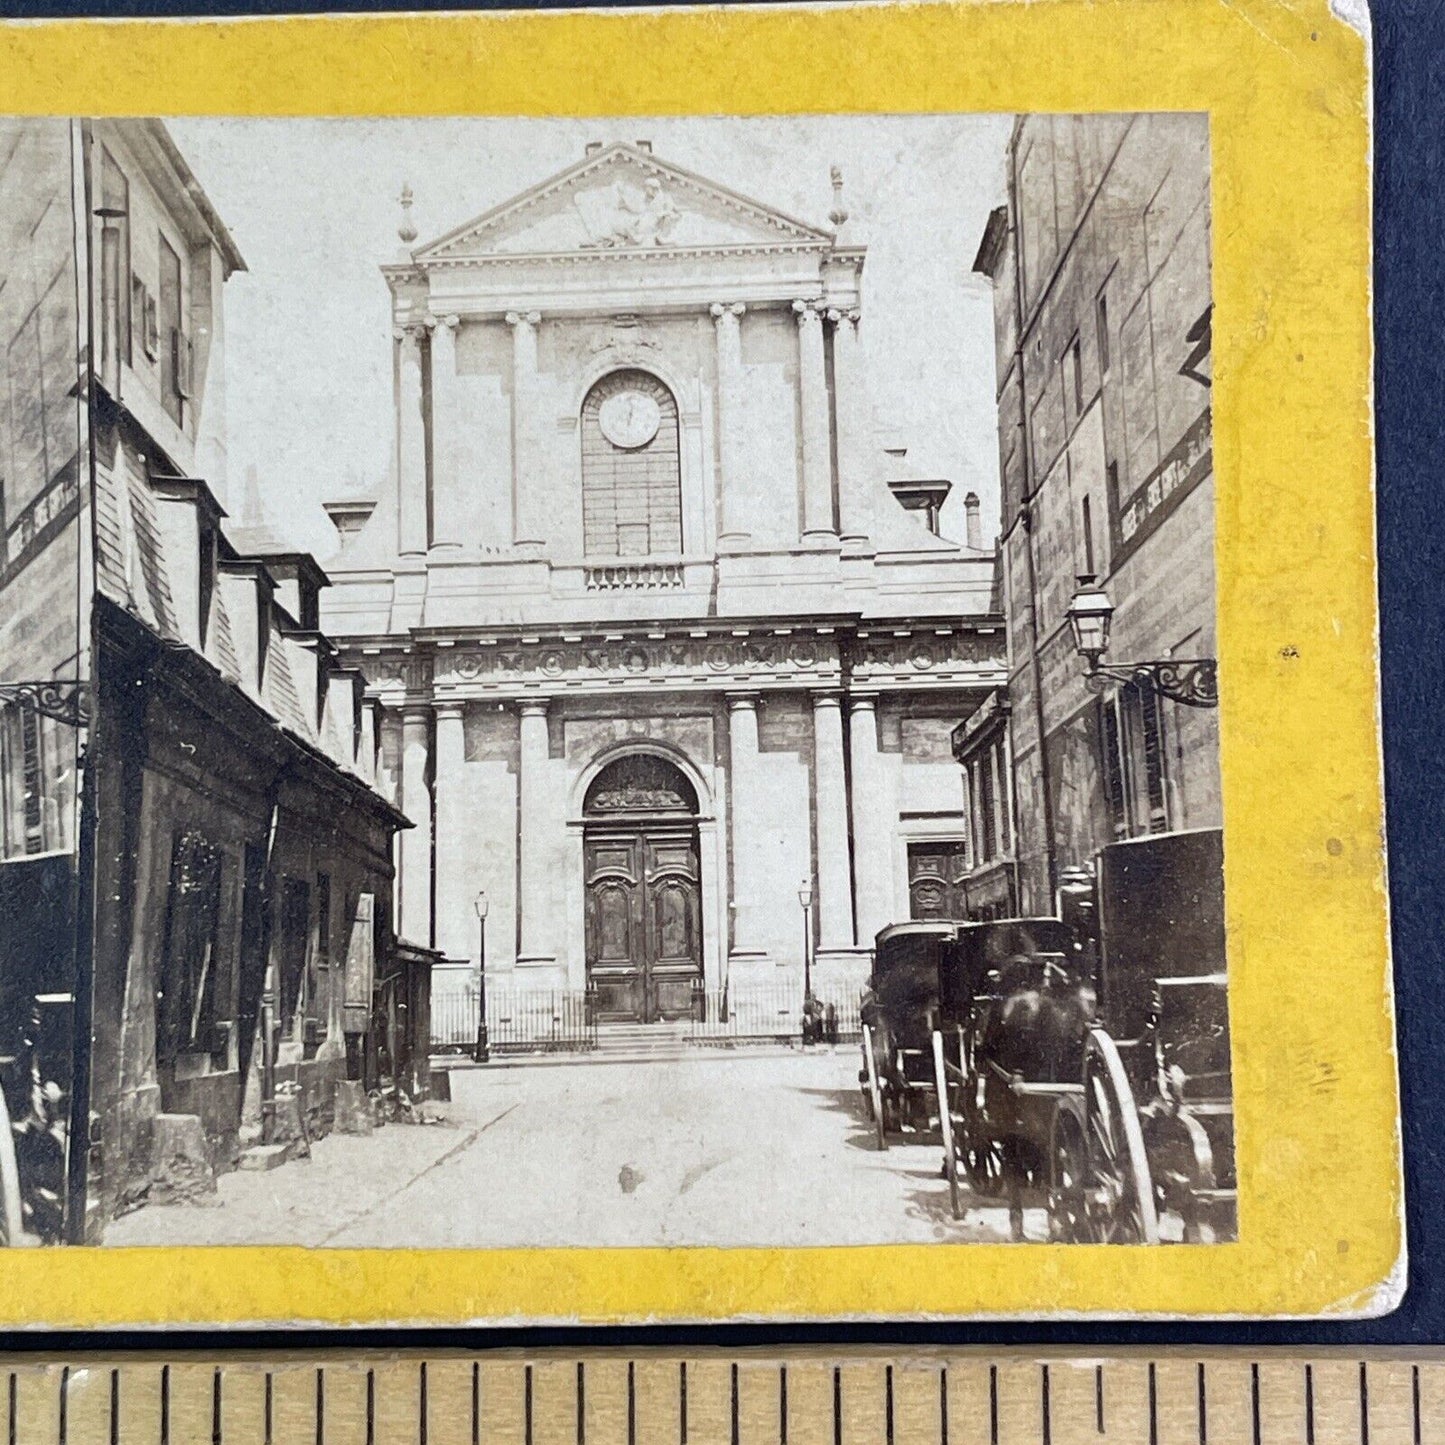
(107, 1049, 1039, 1247)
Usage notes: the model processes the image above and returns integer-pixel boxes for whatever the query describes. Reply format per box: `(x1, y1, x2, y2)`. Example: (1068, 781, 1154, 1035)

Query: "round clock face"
(598, 390, 662, 450)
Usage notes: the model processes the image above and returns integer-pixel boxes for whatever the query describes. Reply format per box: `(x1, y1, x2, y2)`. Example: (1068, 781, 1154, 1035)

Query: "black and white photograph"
(0, 111, 1229, 1250)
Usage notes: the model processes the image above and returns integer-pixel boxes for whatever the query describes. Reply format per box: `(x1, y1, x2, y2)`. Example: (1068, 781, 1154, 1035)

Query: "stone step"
(237, 1143, 292, 1172)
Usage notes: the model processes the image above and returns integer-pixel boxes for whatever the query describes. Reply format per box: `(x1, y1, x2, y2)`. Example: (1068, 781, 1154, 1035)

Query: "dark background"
(1, 0, 1439, 1353)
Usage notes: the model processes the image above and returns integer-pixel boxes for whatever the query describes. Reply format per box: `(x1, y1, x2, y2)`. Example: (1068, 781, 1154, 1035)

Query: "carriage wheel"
(931, 1031, 962, 1219)
(861, 1025, 888, 1151)
(0, 1087, 27, 1248)
(1082, 1029, 1160, 1244)
(1047, 1095, 1091, 1242)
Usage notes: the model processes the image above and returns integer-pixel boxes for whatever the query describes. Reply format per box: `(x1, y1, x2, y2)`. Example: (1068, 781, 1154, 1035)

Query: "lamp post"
(797, 878, 815, 1043)
(473, 890, 490, 1063)
(1065, 575, 1219, 708)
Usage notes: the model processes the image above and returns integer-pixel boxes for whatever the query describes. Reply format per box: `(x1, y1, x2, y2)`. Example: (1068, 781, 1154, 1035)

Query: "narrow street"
(106, 1050, 1042, 1247)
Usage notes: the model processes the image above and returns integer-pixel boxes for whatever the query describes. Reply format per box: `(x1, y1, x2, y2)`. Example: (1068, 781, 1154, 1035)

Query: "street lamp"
(1065, 574, 1219, 708)
(797, 878, 816, 1042)
(473, 890, 490, 1063)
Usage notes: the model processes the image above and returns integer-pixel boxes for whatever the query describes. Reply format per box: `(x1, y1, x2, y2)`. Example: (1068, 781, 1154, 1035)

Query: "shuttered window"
(1099, 697, 1128, 840)
(581, 370, 682, 558)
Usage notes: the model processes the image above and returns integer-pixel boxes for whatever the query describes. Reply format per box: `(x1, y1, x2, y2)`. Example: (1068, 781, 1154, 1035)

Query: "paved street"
(106, 1049, 1043, 1247)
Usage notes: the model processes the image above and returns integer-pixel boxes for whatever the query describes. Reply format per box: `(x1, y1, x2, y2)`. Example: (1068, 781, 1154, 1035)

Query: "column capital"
(427, 312, 461, 334)
(847, 691, 880, 713)
(727, 691, 761, 713)
(402, 701, 433, 725)
(394, 323, 427, 346)
(434, 701, 465, 722)
(810, 689, 844, 710)
(826, 306, 861, 327)
(792, 297, 824, 324)
(710, 301, 747, 321)
(517, 698, 551, 719)
(505, 309, 542, 329)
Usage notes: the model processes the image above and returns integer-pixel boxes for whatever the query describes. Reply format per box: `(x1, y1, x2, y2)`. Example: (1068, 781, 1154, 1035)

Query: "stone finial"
(397, 182, 418, 246)
(828, 164, 849, 230)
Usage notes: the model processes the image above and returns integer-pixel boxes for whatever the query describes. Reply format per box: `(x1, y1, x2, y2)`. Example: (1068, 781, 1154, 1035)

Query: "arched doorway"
(583, 752, 701, 1023)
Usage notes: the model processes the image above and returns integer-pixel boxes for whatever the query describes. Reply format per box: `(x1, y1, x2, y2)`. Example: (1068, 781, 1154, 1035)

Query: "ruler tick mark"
(5, 1371, 12, 1445)
(780, 1365, 788, 1445)
(161, 1364, 171, 1445)
(940, 1367, 948, 1445)
(1148, 1364, 1158, 1445)
(731, 1363, 739, 1445)
(628, 1362, 636, 1445)
(215, 1367, 224, 1445)
(1197, 1362, 1207, 1445)
(473, 1363, 480, 1445)
(525, 1365, 534, 1445)
(679, 1362, 687, 1445)
(1305, 1365, 1315, 1445)
(989, 1365, 998, 1445)
(1041, 1365, 1051, 1445)
(1251, 1364, 1261, 1445)
(108, 1369, 118, 1445)
(1095, 1366, 1104, 1435)
(365, 1370, 374, 1445)
(834, 1368, 843, 1445)
(421, 1362, 429, 1445)
(886, 1366, 895, 1445)
(58, 1365, 68, 1445)
(1360, 1362, 1370, 1445)
(576, 1361, 585, 1445)
(1414, 1365, 1422, 1445)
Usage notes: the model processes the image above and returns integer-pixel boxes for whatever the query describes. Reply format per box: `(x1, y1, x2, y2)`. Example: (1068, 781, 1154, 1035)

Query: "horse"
(974, 953, 1096, 1240)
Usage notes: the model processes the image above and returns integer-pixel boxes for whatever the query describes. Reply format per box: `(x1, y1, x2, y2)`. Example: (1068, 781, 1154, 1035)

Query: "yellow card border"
(0, 0, 1393, 1323)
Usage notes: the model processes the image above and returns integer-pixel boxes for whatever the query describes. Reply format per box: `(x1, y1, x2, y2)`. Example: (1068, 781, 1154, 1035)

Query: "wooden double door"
(584, 821, 701, 1023)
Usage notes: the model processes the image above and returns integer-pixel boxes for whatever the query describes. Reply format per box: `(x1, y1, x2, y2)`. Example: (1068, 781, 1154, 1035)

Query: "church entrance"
(583, 753, 702, 1024)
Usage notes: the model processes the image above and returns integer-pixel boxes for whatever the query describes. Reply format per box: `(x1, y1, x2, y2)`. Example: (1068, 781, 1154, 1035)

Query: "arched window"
(580, 369, 682, 557)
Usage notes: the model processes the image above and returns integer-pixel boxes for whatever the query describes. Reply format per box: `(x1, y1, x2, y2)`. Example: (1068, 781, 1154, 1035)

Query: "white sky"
(167, 114, 1014, 559)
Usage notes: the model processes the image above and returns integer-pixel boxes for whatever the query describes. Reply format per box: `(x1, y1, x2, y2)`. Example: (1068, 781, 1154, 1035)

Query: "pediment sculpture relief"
(574, 176, 681, 248)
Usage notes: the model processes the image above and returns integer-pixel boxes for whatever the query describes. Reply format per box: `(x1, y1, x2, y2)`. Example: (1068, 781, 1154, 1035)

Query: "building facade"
(973, 115, 1220, 915)
(0, 118, 421, 1243)
(323, 143, 1007, 1024)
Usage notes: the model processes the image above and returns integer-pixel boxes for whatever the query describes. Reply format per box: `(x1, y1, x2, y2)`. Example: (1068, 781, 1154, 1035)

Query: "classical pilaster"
(793, 299, 836, 542)
(811, 691, 854, 952)
(507, 310, 545, 554)
(396, 325, 428, 558)
(428, 314, 462, 552)
(516, 699, 554, 964)
(433, 702, 470, 960)
(710, 301, 749, 547)
(828, 308, 868, 546)
(848, 693, 893, 947)
(726, 693, 769, 960)
(398, 704, 433, 946)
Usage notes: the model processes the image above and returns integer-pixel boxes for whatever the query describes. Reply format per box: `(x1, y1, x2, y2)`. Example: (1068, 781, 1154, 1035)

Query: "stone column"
(828, 308, 868, 546)
(848, 693, 894, 947)
(726, 693, 768, 960)
(793, 299, 836, 542)
(811, 691, 854, 952)
(428, 314, 462, 551)
(507, 310, 545, 553)
(516, 699, 554, 964)
(396, 325, 428, 558)
(710, 301, 749, 546)
(433, 702, 470, 960)
(398, 704, 433, 946)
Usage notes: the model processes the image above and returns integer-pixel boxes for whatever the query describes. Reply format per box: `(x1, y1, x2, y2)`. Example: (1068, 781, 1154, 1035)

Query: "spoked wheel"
(861, 1024, 888, 1151)
(931, 1031, 962, 1219)
(1081, 1028, 1160, 1244)
(1048, 1094, 1091, 1241)
(0, 1087, 27, 1248)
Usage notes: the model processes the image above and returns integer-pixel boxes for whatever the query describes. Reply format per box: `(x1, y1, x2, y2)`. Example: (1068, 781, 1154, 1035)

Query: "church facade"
(322, 141, 1006, 1024)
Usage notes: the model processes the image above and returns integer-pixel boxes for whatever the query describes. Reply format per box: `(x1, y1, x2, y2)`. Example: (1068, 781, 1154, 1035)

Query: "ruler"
(0, 1352, 1438, 1445)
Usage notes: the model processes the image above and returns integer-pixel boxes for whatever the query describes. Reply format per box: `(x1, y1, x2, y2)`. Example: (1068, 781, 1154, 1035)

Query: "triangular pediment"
(414, 144, 835, 262)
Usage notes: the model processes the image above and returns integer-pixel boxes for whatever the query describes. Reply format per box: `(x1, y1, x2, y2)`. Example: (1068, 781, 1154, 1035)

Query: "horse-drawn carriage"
(860, 827, 1234, 1243)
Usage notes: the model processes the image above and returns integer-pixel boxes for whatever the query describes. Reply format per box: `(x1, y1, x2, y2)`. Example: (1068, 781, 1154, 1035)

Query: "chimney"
(585, 141, 605, 156)
(634, 139, 653, 154)
(964, 492, 983, 550)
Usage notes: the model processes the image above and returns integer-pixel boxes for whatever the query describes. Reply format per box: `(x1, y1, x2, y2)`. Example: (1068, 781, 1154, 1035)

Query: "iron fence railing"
(688, 979, 862, 1045)
(429, 985, 598, 1055)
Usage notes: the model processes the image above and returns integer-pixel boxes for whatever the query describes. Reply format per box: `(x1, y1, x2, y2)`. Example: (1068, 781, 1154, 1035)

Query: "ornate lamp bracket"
(1084, 659, 1218, 709)
(0, 680, 93, 728)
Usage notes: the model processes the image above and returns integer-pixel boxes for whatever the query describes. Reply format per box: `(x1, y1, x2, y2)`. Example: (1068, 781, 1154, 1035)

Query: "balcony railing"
(583, 561, 686, 592)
